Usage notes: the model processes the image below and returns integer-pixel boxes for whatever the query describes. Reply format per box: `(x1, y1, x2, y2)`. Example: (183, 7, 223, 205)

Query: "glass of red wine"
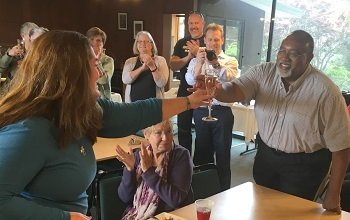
(195, 199, 214, 220)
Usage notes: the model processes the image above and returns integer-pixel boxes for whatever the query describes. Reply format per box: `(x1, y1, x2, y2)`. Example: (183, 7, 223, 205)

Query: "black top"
(130, 57, 156, 101)
(172, 35, 205, 97)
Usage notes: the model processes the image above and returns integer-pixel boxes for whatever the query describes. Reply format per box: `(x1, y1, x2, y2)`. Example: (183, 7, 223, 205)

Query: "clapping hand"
(140, 54, 156, 71)
(186, 39, 200, 56)
(115, 145, 135, 171)
(139, 144, 154, 172)
(196, 47, 206, 64)
(92, 45, 104, 59)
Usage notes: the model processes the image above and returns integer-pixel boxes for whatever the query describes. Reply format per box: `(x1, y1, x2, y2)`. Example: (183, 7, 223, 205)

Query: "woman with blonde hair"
(122, 31, 169, 103)
(0, 30, 208, 220)
(116, 120, 193, 219)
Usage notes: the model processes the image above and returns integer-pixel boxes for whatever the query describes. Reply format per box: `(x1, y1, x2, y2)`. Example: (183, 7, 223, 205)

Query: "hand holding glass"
(202, 68, 219, 121)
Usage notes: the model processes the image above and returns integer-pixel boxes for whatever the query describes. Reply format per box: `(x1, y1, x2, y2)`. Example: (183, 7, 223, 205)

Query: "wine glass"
(202, 68, 219, 122)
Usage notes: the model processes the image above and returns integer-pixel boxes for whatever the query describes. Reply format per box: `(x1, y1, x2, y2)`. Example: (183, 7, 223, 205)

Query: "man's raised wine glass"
(202, 68, 219, 122)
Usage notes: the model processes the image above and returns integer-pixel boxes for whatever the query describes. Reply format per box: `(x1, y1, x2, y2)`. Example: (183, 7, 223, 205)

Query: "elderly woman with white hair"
(116, 120, 193, 219)
(122, 31, 169, 103)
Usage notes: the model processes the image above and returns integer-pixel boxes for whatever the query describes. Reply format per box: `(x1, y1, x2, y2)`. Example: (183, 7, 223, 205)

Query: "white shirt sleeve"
(185, 58, 198, 86)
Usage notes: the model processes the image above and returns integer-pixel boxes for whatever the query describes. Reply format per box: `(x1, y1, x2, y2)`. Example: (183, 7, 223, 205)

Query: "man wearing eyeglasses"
(207, 30, 350, 213)
(169, 12, 206, 155)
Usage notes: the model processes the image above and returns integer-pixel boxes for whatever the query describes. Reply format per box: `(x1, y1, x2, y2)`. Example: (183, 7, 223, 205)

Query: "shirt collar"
(217, 51, 226, 59)
(278, 64, 312, 92)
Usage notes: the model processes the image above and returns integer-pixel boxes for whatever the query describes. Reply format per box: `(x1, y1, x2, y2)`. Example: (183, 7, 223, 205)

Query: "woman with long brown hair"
(0, 30, 208, 220)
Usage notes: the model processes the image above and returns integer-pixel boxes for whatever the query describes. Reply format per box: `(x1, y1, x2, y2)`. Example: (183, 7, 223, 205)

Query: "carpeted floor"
(172, 118, 256, 188)
(229, 140, 255, 187)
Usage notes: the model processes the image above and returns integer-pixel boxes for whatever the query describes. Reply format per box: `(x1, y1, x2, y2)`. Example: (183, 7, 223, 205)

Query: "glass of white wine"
(202, 68, 219, 122)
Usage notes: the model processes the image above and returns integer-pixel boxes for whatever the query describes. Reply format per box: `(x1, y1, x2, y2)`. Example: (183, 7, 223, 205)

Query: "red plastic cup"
(195, 199, 214, 220)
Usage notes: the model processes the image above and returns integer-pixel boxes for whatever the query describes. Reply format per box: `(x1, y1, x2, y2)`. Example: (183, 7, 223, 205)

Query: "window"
(199, 0, 350, 91)
(206, 17, 244, 65)
(272, 0, 350, 91)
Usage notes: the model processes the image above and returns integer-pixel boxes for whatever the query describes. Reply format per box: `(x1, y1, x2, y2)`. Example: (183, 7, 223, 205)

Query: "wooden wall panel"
(0, 0, 193, 67)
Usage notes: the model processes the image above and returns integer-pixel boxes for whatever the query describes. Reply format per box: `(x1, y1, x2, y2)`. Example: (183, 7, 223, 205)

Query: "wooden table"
(168, 182, 350, 220)
(93, 135, 145, 161)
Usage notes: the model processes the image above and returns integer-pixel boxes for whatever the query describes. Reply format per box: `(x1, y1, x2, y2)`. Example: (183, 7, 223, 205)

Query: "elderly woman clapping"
(122, 31, 169, 103)
(116, 120, 193, 219)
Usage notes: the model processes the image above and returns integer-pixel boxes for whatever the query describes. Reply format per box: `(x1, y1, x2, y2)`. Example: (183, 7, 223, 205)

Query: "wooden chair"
(191, 163, 221, 201)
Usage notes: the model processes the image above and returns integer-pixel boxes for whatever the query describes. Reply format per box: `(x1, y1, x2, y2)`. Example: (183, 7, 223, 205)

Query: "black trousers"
(253, 134, 331, 200)
(177, 109, 193, 154)
(177, 85, 193, 155)
(193, 106, 234, 191)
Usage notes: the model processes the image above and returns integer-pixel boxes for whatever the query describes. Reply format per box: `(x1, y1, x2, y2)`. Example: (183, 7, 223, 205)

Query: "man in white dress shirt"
(186, 23, 239, 190)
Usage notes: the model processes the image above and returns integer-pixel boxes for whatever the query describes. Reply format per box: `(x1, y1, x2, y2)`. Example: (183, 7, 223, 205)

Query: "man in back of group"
(169, 12, 205, 154)
(210, 30, 350, 212)
(186, 23, 239, 191)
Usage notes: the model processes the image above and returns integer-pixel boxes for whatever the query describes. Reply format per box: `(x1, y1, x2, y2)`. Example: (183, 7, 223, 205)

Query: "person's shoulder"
(1, 117, 51, 131)
(308, 65, 341, 94)
(125, 56, 137, 63)
(101, 53, 114, 62)
(155, 55, 167, 63)
(257, 62, 275, 69)
(176, 36, 191, 44)
(172, 144, 191, 157)
(0, 117, 54, 143)
(220, 52, 237, 61)
(155, 55, 165, 60)
(261, 62, 278, 73)
(246, 62, 276, 74)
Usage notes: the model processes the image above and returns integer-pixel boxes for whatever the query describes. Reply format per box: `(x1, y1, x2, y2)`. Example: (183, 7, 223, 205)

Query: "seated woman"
(122, 31, 169, 103)
(116, 120, 193, 219)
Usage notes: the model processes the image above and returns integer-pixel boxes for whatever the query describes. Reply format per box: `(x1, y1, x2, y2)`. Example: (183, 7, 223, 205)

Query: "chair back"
(94, 169, 127, 220)
(192, 163, 221, 201)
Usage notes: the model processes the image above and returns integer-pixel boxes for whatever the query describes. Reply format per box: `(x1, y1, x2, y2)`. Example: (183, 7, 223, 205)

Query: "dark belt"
(256, 132, 329, 155)
(256, 132, 304, 155)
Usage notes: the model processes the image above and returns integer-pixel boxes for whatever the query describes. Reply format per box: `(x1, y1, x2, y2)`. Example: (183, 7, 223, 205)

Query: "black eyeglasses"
(189, 11, 204, 20)
(276, 49, 306, 60)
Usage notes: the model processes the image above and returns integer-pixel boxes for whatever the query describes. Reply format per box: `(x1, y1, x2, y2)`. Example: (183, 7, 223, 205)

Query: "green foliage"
(325, 63, 350, 91)
(226, 42, 239, 58)
(262, 0, 350, 89)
